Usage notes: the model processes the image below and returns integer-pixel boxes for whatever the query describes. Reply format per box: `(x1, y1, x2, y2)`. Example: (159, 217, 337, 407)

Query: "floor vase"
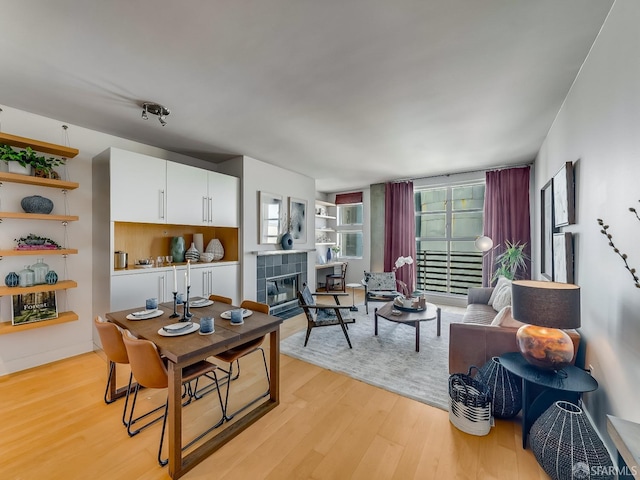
(477, 356, 521, 418)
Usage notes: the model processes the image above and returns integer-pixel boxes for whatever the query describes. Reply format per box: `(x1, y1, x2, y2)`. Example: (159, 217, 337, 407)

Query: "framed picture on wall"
(553, 161, 575, 228)
(289, 197, 307, 243)
(553, 232, 574, 283)
(540, 179, 555, 280)
(259, 191, 282, 244)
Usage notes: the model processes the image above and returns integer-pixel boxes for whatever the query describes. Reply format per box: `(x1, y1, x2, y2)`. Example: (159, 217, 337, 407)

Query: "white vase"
(8, 162, 32, 176)
(193, 233, 204, 255)
(185, 242, 200, 262)
(205, 238, 224, 260)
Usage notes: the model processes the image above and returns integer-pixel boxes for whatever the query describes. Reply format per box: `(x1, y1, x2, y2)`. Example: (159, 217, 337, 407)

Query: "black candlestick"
(181, 286, 192, 321)
(170, 291, 179, 318)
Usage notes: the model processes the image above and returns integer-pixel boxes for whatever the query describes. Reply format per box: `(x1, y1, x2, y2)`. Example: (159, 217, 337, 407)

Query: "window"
(336, 203, 363, 258)
(414, 182, 485, 295)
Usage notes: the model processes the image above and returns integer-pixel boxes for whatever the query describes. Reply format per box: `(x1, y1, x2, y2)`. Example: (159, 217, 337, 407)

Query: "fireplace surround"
(256, 252, 307, 317)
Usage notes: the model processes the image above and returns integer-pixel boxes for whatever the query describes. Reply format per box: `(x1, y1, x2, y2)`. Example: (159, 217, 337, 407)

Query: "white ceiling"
(0, 1, 613, 192)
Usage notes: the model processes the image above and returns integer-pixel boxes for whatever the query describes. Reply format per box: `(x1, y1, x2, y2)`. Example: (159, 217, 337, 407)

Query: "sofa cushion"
(491, 306, 524, 328)
(492, 282, 512, 312)
(462, 303, 495, 325)
(488, 276, 511, 305)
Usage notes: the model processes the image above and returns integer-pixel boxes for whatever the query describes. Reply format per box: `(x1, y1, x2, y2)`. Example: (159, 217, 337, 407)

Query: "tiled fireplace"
(256, 252, 308, 317)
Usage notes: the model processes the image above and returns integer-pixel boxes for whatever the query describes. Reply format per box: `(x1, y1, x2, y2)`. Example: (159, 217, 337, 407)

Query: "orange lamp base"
(516, 324, 574, 370)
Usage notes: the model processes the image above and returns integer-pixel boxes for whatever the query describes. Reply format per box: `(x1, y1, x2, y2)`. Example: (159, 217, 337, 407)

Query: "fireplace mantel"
(251, 249, 314, 256)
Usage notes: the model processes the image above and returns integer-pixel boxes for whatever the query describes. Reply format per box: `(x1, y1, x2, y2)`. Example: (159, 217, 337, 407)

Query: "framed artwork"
(540, 179, 554, 280)
(553, 161, 575, 228)
(259, 191, 282, 244)
(289, 197, 307, 243)
(553, 232, 574, 283)
(12, 291, 58, 325)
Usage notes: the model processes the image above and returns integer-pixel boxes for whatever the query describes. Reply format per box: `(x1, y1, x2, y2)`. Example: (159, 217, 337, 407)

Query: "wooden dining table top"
(106, 300, 283, 365)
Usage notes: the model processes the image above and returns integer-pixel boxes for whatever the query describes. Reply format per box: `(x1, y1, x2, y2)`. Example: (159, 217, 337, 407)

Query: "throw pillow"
(491, 306, 524, 328)
(492, 282, 512, 312)
(488, 276, 511, 306)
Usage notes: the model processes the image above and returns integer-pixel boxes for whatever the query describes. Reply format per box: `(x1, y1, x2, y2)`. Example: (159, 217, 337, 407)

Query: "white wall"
(534, 0, 640, 437)
(240, 156, 316, 299)
(0, 105, 221, 374)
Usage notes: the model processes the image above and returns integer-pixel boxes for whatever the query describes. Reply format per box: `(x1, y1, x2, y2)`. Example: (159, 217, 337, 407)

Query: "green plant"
(14, 233, 61, 249)
(0, 144, 65, 174)
(492, 241, 529, 282)
(331, 245, 340, 255)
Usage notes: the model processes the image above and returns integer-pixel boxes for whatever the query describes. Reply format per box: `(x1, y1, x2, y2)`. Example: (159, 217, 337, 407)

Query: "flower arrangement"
(331, 246, 340, 256)
(597, 202, 640, 288)
(393, 256, 414, 296)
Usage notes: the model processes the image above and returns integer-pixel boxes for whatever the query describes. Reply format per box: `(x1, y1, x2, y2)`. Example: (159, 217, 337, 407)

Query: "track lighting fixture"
(141, 102, 170, 126)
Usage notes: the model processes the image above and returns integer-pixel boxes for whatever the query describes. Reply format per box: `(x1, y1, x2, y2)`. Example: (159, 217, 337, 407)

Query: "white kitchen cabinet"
(209, 172, 239, 227)
(110, 148, 167, 223)
(209, 263, 239, 303)
(166, 162, 209, 225)
(110, 271, 169, 312)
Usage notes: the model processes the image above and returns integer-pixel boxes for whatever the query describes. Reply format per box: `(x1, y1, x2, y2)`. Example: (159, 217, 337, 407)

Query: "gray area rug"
(280, 308, 462, 411)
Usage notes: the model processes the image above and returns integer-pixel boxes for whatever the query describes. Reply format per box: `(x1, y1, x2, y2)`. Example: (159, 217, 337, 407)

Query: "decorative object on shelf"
(331, 246, 340, 258)
(30, 258, 49, 285)
(281, 232, 293, 250)
(448, 366, 492, 436)
(12, 291, 58, 325)
(18, 265, 35, 287)
(289, 197, 307, 243)
(512, 280, 580, 370)
(530, 401, 613, 480)
(45, 270, 59, 285)
(14, 234, 61, 250)
(199, 252, 214, 263)
(205, 238, 224, 260)
(21, 195, 54, 214)
(0, 144, 65, 177)
(4, 272, 19, 287)
(326, 246, 332, 261)
(185, 242, 200, 262)
(193, 233, 204, 255)
(492, 240, 529, 283)
(477, 357, 522, 418)
(170, 236, 185, 263)
(597, 204, 640, 288)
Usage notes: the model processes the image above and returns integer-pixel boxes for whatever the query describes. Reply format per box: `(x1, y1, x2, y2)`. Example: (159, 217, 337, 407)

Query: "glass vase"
(31, 258, 49, 285)
(18, 266, 35, 287)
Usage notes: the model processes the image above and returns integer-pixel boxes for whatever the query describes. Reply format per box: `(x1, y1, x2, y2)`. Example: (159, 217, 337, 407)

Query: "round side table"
(346, 283, 362, 312)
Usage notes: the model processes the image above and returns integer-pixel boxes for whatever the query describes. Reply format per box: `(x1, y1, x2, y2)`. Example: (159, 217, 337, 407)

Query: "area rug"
(280, 308, 462, 411)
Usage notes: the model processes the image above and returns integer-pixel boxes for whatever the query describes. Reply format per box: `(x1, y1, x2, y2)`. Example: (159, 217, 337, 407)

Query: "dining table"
(106, 299, 283, 479)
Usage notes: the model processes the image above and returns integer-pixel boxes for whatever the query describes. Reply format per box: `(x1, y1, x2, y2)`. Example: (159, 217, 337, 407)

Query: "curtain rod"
(391, 162, 533, 184)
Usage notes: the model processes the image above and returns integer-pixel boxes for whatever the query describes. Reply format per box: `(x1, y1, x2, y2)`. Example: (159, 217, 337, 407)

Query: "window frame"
(336, 202, 364, 260)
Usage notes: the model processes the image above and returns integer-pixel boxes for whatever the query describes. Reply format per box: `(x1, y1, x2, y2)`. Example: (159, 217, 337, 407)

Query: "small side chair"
(297, 283, 355, 348)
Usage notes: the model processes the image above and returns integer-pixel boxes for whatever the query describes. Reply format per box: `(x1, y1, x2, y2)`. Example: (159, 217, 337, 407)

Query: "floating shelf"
(0, 172, 79, 190)
(315, 214, 336, 220)
(0, 280, 77, 296)
(0, 212, 79, 221)
(0, 249, 78, 257)
(0, 132, 79, 158)
(0, 311, 79, 336)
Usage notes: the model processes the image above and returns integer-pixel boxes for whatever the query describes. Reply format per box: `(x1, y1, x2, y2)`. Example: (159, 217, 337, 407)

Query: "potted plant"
(492, 240, 529, 282)
(14, 233, 62, 250)
(0, 144, 65, 177)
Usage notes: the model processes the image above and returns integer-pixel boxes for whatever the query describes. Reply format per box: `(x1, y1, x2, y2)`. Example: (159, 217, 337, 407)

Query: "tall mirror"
(259, 192, 282, 244)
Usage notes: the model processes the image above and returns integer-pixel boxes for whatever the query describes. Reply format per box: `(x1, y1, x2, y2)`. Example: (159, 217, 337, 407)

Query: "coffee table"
(374, 301, 441, 352)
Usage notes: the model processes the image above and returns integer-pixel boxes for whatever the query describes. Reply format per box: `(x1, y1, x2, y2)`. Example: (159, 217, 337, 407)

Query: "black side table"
(499, 351, 598, 448)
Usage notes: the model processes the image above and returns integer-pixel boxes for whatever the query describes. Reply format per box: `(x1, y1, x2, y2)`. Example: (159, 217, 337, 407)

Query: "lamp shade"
(511, 280, 580, 329)
(474, 236, 493, 252)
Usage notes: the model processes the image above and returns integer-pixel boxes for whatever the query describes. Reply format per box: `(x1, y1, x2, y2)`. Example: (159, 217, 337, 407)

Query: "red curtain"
(384, 181, 416, 292)
(483, 166, 531, 286)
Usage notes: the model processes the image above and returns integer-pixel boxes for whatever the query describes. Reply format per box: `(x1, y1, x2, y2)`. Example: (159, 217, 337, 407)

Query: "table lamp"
(511, 280, 580, 370)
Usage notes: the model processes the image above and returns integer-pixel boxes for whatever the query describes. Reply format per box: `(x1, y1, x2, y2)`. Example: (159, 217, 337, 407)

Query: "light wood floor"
(0, 295, 548, 479)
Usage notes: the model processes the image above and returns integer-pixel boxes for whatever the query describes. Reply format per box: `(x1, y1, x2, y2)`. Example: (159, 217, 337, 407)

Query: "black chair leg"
(304, 326, 312, 346)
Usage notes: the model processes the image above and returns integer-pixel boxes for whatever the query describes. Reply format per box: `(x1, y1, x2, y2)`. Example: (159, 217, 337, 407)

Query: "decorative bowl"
(200, 252, 215, 262)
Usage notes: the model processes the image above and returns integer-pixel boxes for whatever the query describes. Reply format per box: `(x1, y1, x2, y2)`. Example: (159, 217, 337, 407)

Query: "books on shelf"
(12, 291, 58, 325)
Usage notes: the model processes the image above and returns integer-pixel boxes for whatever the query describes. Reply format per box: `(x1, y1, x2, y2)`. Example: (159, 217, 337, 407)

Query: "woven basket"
(205, 239, 224, 261)
(449, 366, 493, 436)
(530, 401, 614, 480)
(477, 356, 522, 418)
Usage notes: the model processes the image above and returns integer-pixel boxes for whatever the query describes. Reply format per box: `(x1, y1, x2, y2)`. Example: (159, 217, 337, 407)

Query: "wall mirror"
(259, 191, 282, 244)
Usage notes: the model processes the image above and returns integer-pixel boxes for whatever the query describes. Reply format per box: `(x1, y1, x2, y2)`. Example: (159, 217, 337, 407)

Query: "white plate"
(126, 309, 163, 320)
(219, 309, 253, 320)
(134, 264, 153, 269)
(189, 299, 214, 308)
(158, 322, 200, 337)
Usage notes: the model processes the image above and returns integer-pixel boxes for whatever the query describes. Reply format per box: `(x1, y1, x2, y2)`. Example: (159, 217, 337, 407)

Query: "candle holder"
(181, 286, 192, 321)
(170, 291, 179, 318)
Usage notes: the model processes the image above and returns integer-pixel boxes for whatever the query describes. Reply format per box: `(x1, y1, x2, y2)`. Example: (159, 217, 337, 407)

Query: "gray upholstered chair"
(297, 283, 355, 348)
(362, 271, 402, 314)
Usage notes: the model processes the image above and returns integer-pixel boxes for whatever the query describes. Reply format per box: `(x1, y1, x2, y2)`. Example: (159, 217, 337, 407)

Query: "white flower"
(394, 256, 414, 270)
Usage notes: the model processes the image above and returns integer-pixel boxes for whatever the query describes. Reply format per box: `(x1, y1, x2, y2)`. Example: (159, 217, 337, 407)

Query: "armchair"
(297, 283, 355, 348)
(362, 271, 402, 314)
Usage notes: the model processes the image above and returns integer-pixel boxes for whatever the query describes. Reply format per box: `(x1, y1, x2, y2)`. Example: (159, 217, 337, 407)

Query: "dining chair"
(122, 330, 224, 466)
(94, 316, 133, 426)
(208, 294, 232, 304)
(326, 262, 348, 292)
(297, 283, 355, 348)
(213, 300, 270, 421)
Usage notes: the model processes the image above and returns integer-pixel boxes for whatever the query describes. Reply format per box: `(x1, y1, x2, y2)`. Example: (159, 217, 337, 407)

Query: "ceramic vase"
(205, 238, 224, 260)
(45, 270, 59, 285)
(281, 232, 293, 250)
(5, 272, 19, 287)
(21, 195, 54, 214)
(170, 236, 186, 263)
(193, 233, 204, 255)
(326, 246, 332, 261)
(185, 242, 200, 262)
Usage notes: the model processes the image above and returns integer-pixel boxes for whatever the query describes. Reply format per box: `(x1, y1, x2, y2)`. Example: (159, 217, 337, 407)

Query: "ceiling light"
(141, 102, 170, 126)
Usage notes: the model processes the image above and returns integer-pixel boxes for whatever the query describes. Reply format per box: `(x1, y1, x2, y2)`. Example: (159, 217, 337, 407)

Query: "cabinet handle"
(203, 271, 208, 295)
(160, 275, 165, 302)
(208, 197, 213, 223)
(160, 190, 165, 219)
(203, 196, 208, 222)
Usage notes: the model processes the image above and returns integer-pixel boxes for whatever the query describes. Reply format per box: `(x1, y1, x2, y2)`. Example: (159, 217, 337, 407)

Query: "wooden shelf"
(316, 242, 336, 246)
(0, 172, 79, 190)
(0, 311, 79, 335)
(0, 132, 79, 158)
(315, 200, 336, 207)
(0, 211, 79, 221)
(0, 248, 78, 257)
(315, 214, 336, 220)
(0, 280, 77, 296)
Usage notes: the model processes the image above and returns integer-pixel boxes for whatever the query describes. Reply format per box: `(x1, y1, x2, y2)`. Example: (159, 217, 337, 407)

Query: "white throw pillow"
(488, 276, 511, 306)
(491, 306, 524, 328)
(492, 282, 512, 312)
